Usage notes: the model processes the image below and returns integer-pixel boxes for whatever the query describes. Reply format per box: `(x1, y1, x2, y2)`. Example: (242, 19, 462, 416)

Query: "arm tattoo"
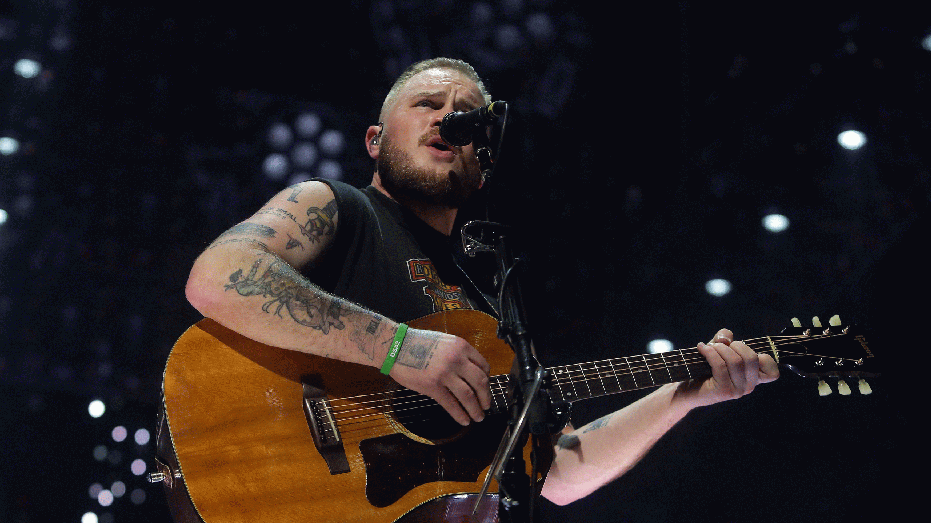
(556, 434, 581, 450)
(300, 199, 338, 244)
(582, 413, 614, 434)
(285, 234, 304, 250)
(396, 331, 439, 370)
(217, 222, 277, 240)
(349, 315, 384, 361)
(224, 256, 347, 334)
(207, 237, 270, 251)
(287, 185, 303, 202)
(256, 207, 300, 224)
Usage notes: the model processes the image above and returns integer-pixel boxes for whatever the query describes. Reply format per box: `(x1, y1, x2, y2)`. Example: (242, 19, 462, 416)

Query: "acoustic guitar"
(154, 309, 877, 522)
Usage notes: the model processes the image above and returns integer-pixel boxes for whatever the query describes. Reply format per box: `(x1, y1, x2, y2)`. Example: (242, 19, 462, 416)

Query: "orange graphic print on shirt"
(407, 259, 471, 311)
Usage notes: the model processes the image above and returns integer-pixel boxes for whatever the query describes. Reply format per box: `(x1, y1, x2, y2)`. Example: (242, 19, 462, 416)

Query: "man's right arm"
(184, 181, 490, 425)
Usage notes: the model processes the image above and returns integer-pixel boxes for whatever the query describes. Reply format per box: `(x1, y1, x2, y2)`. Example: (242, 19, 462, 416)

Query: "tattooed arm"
(541, 329, 779, 505)
(185, 181, 491, 425)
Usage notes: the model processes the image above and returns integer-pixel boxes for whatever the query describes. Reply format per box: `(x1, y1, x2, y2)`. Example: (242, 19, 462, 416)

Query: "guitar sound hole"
(390, 389, 464, 443)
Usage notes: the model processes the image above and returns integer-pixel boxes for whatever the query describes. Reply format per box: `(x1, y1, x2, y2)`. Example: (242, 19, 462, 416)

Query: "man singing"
(184, 57, 779, 509)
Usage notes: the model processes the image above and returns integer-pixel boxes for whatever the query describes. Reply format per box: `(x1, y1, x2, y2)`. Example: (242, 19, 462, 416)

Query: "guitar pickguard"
(359, 416, 505, 508)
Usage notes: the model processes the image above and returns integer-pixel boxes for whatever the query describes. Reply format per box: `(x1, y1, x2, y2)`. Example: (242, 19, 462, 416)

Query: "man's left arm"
(539, 329, 779, 506)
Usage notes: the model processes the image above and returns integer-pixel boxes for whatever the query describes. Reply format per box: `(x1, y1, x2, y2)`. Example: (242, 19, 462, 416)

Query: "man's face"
(377, 68, 485, 208)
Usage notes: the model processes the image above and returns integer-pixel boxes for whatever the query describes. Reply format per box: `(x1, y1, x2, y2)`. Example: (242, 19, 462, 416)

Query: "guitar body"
(161, 310, 518, 523)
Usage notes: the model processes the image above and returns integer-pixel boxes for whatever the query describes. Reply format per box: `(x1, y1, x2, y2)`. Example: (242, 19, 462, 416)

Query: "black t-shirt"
(303, 180, 487, 323)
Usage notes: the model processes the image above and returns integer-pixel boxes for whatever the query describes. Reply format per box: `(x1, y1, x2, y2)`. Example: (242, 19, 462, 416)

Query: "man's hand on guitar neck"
(386, 327, 492, 426)
(675, 328, 780, 409)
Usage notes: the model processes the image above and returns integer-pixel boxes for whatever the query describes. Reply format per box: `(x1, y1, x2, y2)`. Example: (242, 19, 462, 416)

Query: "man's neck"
(370, 177, 458, 235)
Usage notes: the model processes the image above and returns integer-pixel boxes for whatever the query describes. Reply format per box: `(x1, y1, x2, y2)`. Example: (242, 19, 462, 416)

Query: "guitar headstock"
(777, 315, 878, 396)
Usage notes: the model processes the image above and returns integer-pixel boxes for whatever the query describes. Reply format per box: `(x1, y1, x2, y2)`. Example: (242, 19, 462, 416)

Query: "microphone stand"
(461, 109, 569, 523)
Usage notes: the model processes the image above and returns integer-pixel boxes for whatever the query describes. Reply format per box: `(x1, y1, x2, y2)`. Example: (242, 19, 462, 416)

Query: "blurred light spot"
(107, 449, 122, 465)
(130, 488, 146, 504)
(14, 58, 41, 78)
(262, 153, 289, 181)
(705, 278, 732, 297)
(289, 172, 312, 186)
(0, 209, 8, 225)
(923, 34, 931, 52)
(0, 136, 20, 155)
(111, 481, 126, 497)
(318, 160, 343, 181)
(648, 339, 673, 354)
(135, 428, 151, 445)
(762, 213, 789, 233)
(98, 489, 114, 507)
(495, 24, 523, 51)
(526, 13, 554, 44)
(267, 123, 293, 150)
(92, 445, 108, 461)
(291, 142, 317, 168)
(318, 130, 345, 156)
(837, 130, 866, 150)
(89, 483, 103, 499)
(82, 512, 99, 523)
(295, 113, 322, 138)
(88, 399, 106, 418)
(131, 458, 147, 475)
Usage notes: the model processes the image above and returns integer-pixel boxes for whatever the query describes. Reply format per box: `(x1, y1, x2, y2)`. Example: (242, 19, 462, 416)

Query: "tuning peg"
(812, 316, 822, 328)
(858, 379, 873, 395)
(837, 380, 852, 395)
(791, 317, 802, 328)
(817, 380, 832, 396)
(829, 315, 841, 326)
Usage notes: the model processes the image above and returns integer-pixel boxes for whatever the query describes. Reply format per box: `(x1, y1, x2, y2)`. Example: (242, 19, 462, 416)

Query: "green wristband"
(380, 323, 408, 375)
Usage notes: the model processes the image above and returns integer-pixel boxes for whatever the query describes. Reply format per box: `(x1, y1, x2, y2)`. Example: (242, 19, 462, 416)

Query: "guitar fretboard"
(486, 348, 715, 413)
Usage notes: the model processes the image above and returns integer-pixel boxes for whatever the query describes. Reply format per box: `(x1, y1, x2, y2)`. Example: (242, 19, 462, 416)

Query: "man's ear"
(365, 124, 382, 159)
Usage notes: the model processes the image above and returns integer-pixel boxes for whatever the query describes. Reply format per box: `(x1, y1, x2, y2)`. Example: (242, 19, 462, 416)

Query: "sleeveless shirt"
(302, 180, 487, 324)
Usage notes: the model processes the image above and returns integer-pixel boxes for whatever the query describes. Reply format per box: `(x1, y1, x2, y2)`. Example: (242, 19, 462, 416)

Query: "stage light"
(97, 489, 114, 507)
(318, 160, 343, 180)
(130, 458, 147, 475)
(295, 112, 322, 138)
(267, 123, 293, 150)
(92, 445, 108, 461)
(89, 483, 103, 499)
(837, 130, 866, 150)
(262, 153, 289, 181)
(318, 130, 345, 156)
(111, 426, 127, 442)
(130, 488, 146, 504)
(922, 33, 931, 52)
(81, 512, 99, 523)
(88, 399, 106, 418)
(705, 278, 732, 297)
(763, 213, 789, 233)
(648, 339, 673, 354)
(13, 58, 41, 79)
(111, 481, 126, 498)
(291, 142, 318, 169)
(0, 209, 8, 225)
(0, 136, 20, 155)
(134, 428, 150, 445)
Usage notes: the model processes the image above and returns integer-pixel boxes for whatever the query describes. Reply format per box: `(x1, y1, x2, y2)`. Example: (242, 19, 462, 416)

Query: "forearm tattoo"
(582, 413, 614, 433)
(224, 256, 347, 334)
(300, 200, 338, 244)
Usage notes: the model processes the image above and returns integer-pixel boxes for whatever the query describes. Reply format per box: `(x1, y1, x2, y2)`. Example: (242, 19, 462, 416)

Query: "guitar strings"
(324, 333, 839, 424)
(319, 333, 849, 435)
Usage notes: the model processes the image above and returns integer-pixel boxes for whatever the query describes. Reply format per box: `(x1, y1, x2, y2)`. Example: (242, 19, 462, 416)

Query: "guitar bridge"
(302, 379, 350, 475)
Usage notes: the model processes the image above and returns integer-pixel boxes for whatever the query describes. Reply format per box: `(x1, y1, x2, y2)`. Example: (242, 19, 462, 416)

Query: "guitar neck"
(488, 348, 714, 411)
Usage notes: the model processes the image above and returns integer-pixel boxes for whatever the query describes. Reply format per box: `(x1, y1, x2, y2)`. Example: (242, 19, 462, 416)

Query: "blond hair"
(379, 58, 492, 121)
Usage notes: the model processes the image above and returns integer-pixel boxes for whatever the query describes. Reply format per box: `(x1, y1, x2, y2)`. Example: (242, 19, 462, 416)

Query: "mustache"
(418, 129, 461, 150)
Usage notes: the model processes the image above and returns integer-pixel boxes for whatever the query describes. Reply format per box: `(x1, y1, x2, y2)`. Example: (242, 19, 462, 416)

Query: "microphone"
(439, 101, 507, 147)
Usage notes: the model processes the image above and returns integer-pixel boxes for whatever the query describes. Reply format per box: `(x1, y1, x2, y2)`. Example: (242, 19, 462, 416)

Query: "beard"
(376, 131, 481, 209)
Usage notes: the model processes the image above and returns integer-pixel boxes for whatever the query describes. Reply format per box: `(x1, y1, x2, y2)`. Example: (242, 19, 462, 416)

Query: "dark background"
(1, 1, 926, 521)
